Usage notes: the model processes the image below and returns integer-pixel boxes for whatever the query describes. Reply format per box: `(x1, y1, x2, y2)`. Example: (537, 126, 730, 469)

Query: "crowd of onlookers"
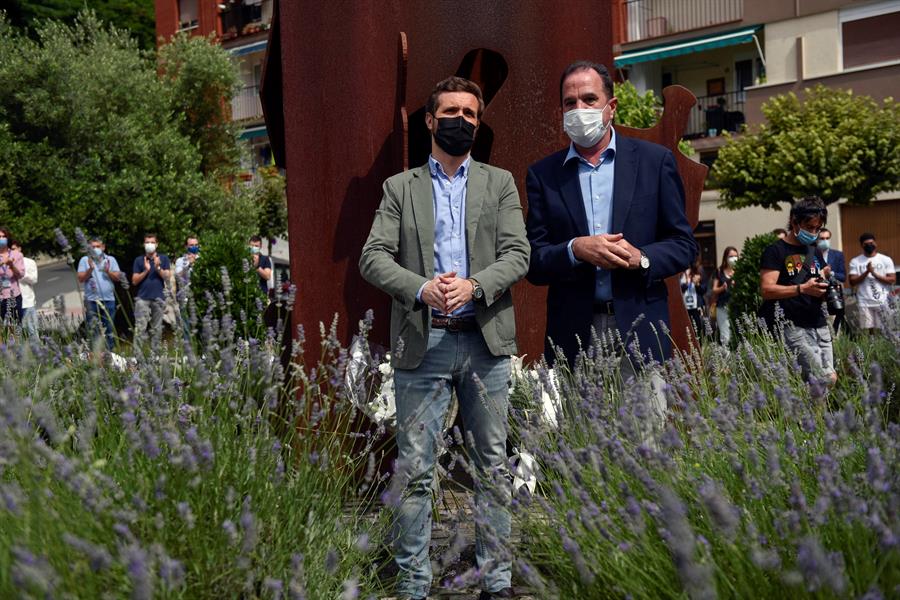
(680, 223, 896, 345)
(0, 227, 278, 352)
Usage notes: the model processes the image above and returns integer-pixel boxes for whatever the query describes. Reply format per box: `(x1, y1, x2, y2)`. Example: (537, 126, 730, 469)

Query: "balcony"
(625, 0, 742, 43)
(232, 85, 263, 121)
(684, 91, 746, 139)
(220, 0, 273, 41)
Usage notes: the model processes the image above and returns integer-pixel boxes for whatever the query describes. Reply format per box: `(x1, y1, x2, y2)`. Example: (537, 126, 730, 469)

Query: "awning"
(229, 40, 267, 56)
(614, 26, 760, 67)
(239, 126, 268, 141)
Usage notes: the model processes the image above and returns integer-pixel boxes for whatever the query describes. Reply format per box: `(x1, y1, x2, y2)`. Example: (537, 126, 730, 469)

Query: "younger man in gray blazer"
(360, 76, 529, 600)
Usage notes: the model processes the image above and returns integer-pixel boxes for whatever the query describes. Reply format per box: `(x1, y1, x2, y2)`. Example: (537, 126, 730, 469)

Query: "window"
(178, 0, 199, 30)
(841, 1, 900, 69)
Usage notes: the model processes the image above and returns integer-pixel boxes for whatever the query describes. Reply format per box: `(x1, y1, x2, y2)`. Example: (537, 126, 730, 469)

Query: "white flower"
(510, 448, 538, 494)
(345, 339, 396, 428)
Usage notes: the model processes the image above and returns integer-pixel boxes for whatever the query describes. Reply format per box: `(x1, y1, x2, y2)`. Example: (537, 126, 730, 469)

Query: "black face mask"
(863, 243, 876, 255)
(432, 116, 476, 156)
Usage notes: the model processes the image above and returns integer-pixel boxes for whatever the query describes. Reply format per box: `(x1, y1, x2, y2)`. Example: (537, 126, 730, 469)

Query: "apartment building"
(154, 0, 274, 179)
(613, 0, 900, 270)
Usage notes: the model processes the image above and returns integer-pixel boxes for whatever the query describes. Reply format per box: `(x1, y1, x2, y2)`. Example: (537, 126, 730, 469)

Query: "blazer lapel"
(410, 165, 435, 277)
(559, 158, 589, 236)
(465, 162, 487, 259)
(612, 135, 638, 233)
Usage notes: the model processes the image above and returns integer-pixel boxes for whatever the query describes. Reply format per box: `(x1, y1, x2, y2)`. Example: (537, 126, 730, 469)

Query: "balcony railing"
(232, 85, 263, 122)
(684, 91, 746, 139)
(625, 0, 742, 43)
(220, 0, 273, 40)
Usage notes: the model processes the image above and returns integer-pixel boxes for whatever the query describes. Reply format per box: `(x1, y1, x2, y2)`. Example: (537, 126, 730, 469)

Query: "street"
(34, 261, 83, 316)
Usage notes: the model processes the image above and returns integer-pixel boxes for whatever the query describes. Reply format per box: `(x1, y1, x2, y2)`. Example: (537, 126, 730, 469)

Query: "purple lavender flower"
(324, 548, 339, 574)
(795, 536, 847, 594)
(122, 543, 154, 600)
(11, 545, 59, 595)
(54, 228, 71, 252)
(62, 533, 113, 572)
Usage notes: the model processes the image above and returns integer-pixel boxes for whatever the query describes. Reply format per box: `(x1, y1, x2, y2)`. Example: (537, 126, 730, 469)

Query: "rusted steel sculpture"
(261, 0, 705, 364)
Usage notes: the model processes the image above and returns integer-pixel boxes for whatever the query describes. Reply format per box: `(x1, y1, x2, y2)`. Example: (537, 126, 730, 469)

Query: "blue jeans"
(85, 300, 116, 351)
(20, 306, 38, 337)
(392, 327, 512, 598)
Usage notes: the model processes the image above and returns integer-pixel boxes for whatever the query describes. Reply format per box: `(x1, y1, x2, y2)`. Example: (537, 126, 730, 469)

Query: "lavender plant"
(510, 312, 899, 598)
(0, 293, 391, 598)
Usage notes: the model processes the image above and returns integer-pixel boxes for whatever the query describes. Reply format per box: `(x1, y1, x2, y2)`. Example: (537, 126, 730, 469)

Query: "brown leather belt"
(431, 316, 478, 332)
(593, 301, 615, 315)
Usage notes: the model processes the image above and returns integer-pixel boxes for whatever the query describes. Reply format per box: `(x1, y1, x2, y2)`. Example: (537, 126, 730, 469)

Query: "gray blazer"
(359, 160, 529, 369)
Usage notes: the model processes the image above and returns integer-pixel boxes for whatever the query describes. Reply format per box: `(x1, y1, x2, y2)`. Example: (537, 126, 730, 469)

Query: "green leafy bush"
(729, 231, 778, 333)
(187, 231, 266, 330)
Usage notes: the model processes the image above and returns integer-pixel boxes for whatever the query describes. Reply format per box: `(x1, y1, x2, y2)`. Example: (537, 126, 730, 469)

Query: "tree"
(614, 81, 694, 156)
(158, 33, 242, 176)
(0, 12, 256, 259)
(251, 166, 288, 255)
(4, 0, 157, 50)
(712, 85, 900, 210)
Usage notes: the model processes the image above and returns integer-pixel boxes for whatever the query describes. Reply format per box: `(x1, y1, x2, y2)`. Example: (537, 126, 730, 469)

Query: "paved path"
(34, 261, 83, 318)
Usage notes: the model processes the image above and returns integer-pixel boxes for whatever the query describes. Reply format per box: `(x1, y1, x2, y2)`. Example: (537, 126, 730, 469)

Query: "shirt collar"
(428, 154, 471, 179)
(564, 127, 617, 166)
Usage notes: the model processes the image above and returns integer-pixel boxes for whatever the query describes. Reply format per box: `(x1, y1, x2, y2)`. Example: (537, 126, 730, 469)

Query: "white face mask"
(563, 104, 610, 148)
(727, 256, 738, 266)
(144, 243, 157, 254)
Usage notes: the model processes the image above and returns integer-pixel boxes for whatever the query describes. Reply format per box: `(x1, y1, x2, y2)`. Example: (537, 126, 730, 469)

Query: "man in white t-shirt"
(848, 232, 896, 332)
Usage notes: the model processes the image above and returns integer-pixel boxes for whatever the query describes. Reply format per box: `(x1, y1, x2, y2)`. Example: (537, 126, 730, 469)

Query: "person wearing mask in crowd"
(711, 246, 738, 346)
(680, 258, 707, 340)
(11, 242, 38, 337)
(849, 233, 896, 333)
(759, 196, 836, 385)
(817, 227, 846, 333)
(132, 233, 171, 351)
(249, 235, 273, 297)
(174, 235, 200, 338)
(174, 235, 200, 293)
(78, 237, 122, 351)
(0, 227, 24, 326)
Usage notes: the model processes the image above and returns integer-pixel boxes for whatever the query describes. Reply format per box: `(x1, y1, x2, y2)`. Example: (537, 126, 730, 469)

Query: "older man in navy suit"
(526, 60, 696, 373)
(817, 227, 846, 332)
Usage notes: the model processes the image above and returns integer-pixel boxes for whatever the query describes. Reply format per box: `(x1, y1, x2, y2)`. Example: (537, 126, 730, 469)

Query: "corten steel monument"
(261, 0, 706, 363)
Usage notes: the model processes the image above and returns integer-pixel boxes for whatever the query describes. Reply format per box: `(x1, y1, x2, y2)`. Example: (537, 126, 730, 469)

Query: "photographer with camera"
(759, 196, 837, 386)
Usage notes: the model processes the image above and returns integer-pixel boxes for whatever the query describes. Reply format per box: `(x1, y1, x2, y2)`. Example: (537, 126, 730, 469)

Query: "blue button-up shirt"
(565, 129, 617, 302)
(417, 155, 474, 317)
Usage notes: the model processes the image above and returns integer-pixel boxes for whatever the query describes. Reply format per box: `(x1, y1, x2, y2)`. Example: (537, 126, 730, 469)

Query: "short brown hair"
(425, 76, 484, 120)
(560, 61, 614, 105)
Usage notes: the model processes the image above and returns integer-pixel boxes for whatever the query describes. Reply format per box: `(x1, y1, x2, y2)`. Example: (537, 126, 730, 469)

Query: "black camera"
(817, 275, 844, 312)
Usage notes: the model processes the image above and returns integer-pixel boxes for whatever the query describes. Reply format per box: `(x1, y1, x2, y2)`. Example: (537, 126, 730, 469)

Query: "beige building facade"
(613, 0, 900, 270)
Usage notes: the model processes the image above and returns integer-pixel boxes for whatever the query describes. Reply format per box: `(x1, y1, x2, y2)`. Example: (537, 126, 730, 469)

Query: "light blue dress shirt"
(78, 254, 121, 302)
(416, 155, 474, 317)
(565, 129, 617, 302)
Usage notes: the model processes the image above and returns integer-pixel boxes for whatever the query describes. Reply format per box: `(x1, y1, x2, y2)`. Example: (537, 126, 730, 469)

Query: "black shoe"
(479, 588, 513, 599)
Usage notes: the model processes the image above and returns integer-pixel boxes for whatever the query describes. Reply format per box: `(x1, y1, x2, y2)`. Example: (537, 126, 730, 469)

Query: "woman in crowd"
(711, 246, 738, 346)
(680, 258, 707, 340)
(0, 226, 25, 325)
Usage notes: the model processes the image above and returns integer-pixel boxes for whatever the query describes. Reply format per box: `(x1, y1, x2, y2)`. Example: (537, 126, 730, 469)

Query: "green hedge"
(729, 232, 778, 335)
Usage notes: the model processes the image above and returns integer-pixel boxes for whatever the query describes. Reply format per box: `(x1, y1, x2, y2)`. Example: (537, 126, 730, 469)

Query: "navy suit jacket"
(525, 134, 696, 365)
(824, 249, 846, 283)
